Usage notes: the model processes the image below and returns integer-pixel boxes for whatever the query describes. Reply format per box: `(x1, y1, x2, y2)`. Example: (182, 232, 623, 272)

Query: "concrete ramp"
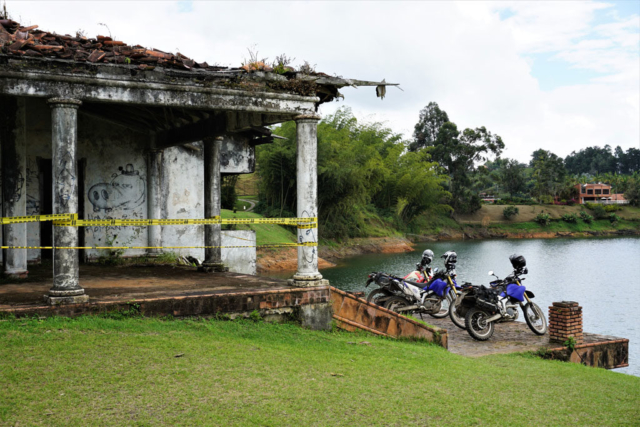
(330, 287, 448, 348)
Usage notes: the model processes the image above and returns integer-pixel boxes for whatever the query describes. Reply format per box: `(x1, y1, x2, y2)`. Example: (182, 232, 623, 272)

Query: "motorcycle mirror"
(488, 271, 494, 276)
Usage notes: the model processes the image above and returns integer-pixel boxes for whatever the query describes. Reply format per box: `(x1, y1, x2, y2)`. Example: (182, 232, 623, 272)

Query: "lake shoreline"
(258, 227, 639, 272)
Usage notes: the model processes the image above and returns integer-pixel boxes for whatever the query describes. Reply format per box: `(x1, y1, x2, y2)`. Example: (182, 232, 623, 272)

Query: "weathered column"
(147, 149, 163, 254)
(1, 96, 28, 278)
(291, 114, 326, 286)
(46, 98, 88, 305)
(203, 136, 224, 270)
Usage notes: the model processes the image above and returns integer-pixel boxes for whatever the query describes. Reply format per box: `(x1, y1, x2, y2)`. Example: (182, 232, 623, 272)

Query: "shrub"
(591, 204, 607, 220)
(534, 212, 551, 226)
(538, 195, 554, 204)
(608, 213, 620, 223)
(561, 213, 578, 223)
(502, 206, 519, 220)
(579, 211, 593, 224)
(604, 204, 623, 212)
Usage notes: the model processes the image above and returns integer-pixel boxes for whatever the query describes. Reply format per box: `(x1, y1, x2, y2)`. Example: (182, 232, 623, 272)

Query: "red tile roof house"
(574, 183, 628, 205)
(0, 16, 397, 327)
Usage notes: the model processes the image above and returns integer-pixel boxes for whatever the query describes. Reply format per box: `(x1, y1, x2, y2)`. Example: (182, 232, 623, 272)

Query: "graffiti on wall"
(57, 151, 76, 208)
(88, 164, 146, 213)
(3, 170, 24, 203)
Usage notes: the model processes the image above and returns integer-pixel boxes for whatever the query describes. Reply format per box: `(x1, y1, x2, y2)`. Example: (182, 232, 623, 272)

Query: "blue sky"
(501, 1, 640, 91)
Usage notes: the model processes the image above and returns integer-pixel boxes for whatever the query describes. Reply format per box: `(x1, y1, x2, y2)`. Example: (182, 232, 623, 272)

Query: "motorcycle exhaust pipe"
(396, 305, 419, 312)
(484, 313, 502, 323)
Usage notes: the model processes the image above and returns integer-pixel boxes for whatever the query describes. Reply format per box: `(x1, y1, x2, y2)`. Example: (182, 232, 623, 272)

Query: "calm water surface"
(265, 237, 640, 376)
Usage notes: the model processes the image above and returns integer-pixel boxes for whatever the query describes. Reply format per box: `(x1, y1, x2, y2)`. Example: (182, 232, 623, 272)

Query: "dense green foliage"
(1, 316, 638, 426)
(256, 108, 448, 238)
(565, 145, 640, 175)
(502, 205, 519, 220)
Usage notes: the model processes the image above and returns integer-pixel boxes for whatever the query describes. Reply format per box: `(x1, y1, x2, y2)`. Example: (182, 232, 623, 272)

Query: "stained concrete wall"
(162, 143, 205, 260)
(3, 97, 257, 274)
(221, 230, 256, 275)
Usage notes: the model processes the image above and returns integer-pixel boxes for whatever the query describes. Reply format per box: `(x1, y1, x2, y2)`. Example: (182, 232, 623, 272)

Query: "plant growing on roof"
(272, 54, 295, 75)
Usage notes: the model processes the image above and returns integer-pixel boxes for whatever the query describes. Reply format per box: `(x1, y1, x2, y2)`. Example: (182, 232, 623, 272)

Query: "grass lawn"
(221, 209, 296, 246)
(1, 316, 638, 426)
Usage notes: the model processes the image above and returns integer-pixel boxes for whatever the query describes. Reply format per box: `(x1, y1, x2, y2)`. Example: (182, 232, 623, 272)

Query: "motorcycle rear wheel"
(523, 302, 547, 335)
(384, 296, 414, 316)
(428, 294, 449, 318)
(465, 308, 495, 341)
(366, 288, 392, 306)
(448, 292, 466, 330)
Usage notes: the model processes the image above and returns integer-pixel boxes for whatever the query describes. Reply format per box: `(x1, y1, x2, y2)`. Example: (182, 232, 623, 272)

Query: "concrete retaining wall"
(330, 287, 448, 348)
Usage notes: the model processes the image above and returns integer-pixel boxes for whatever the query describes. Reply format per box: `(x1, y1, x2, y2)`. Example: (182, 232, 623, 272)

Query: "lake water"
(267, 237, 640, 377)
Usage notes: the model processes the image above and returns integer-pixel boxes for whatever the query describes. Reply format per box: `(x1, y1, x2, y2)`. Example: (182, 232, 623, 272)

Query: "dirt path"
(238, 198, 256, 212)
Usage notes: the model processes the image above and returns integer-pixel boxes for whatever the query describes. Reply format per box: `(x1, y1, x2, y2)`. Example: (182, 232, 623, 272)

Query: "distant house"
(575, 183, 628, 205)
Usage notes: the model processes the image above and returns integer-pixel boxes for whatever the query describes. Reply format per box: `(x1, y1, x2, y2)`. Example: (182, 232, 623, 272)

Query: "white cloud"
(4, 0, 639, 162)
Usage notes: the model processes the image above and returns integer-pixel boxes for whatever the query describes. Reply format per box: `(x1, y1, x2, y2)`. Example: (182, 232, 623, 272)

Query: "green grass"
(1, 317, 638, 426)
(487, 218, 639, 234)
(221, 209, 296, 245)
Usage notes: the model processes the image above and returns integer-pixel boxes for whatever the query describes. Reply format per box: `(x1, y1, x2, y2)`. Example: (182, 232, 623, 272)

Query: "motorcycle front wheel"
(448, 292, 466, 330)
(523, 302, 547, 335)
(366, 288, 392, 306)
(384, 296, 414, 316)
(465, 308, 495, 341)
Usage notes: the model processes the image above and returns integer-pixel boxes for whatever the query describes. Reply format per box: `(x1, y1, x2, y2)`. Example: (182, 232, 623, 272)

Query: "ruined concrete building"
(0, 18, 395, 305)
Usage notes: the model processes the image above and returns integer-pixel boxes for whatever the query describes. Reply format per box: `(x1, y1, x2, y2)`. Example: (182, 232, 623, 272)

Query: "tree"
(410, 102, 449, 151)
(499, 159, 527, 197)
(530, 149, 566, 199)
(428, 122, 505, 213)
(624, 177, 640, 207)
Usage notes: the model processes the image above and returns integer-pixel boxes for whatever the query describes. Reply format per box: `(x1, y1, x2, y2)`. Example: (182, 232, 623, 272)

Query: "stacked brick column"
(549, 301, 583, 344)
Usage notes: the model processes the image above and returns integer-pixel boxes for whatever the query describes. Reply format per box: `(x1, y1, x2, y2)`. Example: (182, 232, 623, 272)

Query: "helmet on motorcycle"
(509, 254, 526, 269)
(441, 251, 457, 269)
(420, 249, 434, 266)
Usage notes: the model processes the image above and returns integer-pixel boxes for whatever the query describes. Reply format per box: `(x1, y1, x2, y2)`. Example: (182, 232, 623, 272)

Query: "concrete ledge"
(2, 286, 332, 320)
(546, 337, 629, 369)
(330, 287, 448, 348)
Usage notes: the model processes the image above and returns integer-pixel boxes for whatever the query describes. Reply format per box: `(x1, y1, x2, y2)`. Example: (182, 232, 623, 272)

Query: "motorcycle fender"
(524, 290, 535, 299)
(365, 278, 373, 288)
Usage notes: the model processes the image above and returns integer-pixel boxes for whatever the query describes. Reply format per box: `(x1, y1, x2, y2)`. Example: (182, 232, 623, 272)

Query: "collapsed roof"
(0, 17, 398, 104)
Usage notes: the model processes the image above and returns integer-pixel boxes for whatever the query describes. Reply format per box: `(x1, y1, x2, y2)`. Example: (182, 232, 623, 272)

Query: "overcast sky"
(7, 0, 639, 163)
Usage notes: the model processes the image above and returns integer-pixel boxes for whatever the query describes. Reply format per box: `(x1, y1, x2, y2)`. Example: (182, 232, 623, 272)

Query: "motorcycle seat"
(403, 279, 424, 287)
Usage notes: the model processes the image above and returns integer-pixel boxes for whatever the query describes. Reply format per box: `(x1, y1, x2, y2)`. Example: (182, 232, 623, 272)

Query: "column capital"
(294, 113, 321, 123)
(47, 98, 82, 109)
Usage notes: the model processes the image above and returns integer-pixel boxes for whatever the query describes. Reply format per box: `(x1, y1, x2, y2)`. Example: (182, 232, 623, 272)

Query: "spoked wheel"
(523, 302, 547, 335)
(366, 288, 392, 306)
(465, 308, 495, 341)
(448, 292, 466, 330)
(384, 296, 413, 316)
(428, 295, 448, 318)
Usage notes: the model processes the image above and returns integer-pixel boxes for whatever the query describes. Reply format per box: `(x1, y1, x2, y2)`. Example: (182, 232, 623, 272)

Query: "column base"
(44, 294, 90, 306)
(199, 262, 227, 273)
(3, 269, 28, 279)
(288, 278, 329, 288)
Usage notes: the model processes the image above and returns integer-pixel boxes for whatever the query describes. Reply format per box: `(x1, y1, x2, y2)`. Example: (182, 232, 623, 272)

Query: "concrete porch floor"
(0, 263, 290, 310)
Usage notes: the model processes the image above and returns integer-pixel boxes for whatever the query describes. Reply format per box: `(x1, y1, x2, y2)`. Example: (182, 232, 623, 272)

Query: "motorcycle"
(365, 250, 462, 320)
(453, 254, 548, 341)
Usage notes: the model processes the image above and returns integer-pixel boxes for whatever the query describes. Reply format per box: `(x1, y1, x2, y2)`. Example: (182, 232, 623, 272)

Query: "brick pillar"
(549, 301, 583, 344)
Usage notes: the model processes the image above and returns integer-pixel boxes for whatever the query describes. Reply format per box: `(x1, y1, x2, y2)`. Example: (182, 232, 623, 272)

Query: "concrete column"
(46, 98, 88, 305)
(203, 136, 224, 270)
(291, 114, 326, 286)
(147, 149, 163, 254)
(1, 96, 28, 278)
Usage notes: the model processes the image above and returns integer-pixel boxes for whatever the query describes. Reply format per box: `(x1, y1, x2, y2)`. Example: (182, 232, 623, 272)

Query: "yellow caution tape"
(1, 242, 317, 250)
(1, 214, 317, 228)
(0, 213, 76, 225)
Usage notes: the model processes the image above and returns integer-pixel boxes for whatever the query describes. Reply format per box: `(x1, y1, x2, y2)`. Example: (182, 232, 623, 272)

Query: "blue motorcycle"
(453, 254, 547, 341)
